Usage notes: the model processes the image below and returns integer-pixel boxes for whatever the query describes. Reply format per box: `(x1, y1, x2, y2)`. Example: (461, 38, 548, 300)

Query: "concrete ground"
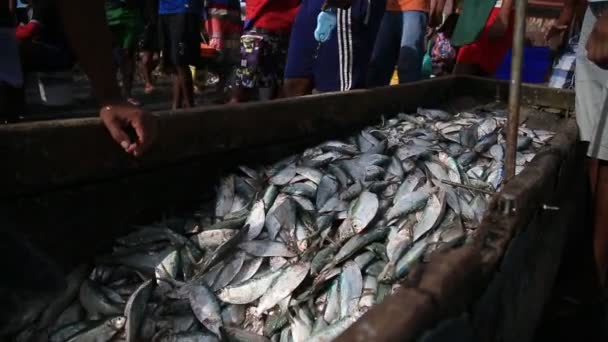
(19, 70, 225, 122)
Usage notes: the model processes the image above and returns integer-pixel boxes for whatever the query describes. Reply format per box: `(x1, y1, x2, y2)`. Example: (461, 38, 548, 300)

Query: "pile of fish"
(14, 107, 555, 342)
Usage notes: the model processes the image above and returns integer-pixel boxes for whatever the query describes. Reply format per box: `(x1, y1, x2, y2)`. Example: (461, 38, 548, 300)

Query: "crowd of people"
(1, 0, 526, 114)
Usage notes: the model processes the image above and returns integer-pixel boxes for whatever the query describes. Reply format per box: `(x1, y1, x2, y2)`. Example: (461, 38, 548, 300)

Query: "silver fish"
(195, 229, 239, 250)
(66, 316, 126, 342)
(226, 327, 271, 342)
(320, 141, 359, 155)
(257, 262, 310, 315)
(290, 307, 313, 342)
(212, 252, 246, 291)
(222, 305, 246, 326)
(316, 175, 340, 210)
(218, 269, 283, 304)
(265, 196, 296, 240)
(79, 280, 123, 320)
(323, 280, 341, 324)
(216, 175, 235, 219)
(358, 276, 378, 310)
(387, 189, 432, 223)
(308, 314, 361, 342)
(417, 108, 451, 121)
(124, 279, 154, 342)
(245, 200, 266, 240)
(188, 285, 223, 336)
(230, 257, 264, 286)
(412, 191, 447, 242)
(239, 241, 296, 258)
(339, 262, 363, 319)
(270, 164, 297, 186)
(348, 191, 379, 233)
(395, 238, 429, 278)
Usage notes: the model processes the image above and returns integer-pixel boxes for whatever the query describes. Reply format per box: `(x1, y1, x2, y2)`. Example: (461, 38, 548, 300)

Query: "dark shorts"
(159, 13, 201, 67)
(139, 22, 159, 51)
(284, 0, 385, 92)
(234, 29, 289, 89)
(109, 21, 142, 50)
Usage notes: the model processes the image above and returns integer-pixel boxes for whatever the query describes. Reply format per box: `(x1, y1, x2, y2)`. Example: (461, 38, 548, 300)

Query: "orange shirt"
(386, 0, 429, 12)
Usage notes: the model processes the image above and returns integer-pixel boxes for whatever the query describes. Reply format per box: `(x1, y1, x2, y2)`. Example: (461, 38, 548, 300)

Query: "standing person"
(139, 0, 159, 94)
(367, 0, 444, 87)
(451, 0, 513, 76)
(1, 0, 24, 123)
(18, 0, 75, 73)
(283, 0, 385, 97)
(158, 0, 202, 109)
(106, 0, 143, 106)
(569, 0, 608, 288)
(229, 0, 300, 103)
(205, 0, 242, 98)
(58, 0, 158, 156)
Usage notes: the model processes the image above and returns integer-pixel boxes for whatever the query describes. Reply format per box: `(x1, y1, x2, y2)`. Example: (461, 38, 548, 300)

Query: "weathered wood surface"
(0, 76, 452, 199)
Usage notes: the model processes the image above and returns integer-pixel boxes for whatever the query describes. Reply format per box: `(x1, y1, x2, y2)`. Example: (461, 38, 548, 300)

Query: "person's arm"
(487, 0, 513, 41)
(55, 0, 157, 157)
(545, 0, 577, 48)
(587, 12, 608, 69)
(429, 0, 446, 28)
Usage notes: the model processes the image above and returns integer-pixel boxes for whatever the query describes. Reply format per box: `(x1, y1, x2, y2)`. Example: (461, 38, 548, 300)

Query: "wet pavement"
(19, 72, 224, 122)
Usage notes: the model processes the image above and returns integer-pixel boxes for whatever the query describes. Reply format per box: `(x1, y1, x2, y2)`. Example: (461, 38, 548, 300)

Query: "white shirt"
(495, 0, 503, 8)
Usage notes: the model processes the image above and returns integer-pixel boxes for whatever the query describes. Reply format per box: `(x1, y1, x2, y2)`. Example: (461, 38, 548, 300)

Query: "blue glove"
(314, 8, 337, 43)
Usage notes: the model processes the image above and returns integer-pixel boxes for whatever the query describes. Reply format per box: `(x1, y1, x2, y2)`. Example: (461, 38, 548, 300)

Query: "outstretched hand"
(100, 102, 158, 157)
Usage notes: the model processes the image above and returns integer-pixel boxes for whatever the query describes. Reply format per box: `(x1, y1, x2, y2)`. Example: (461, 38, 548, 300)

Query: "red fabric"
(16, 21, 40, 41)
(456, 8, 514, 75)
(245, 0, 300, 32)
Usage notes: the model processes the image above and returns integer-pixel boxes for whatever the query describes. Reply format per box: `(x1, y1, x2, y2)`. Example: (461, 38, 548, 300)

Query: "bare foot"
(144, 84, 155, 94)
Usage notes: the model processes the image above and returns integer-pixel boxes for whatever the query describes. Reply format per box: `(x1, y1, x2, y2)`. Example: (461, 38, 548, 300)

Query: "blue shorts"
(284, 0, 385, 92)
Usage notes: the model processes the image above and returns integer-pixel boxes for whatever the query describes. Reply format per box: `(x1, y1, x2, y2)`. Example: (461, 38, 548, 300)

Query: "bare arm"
(55, 0, 158, 157)
(498, 0, 513, 21)
(56, 0, 121, 105)
(546, 0, 578, 44)
(430, 0, 447, 28)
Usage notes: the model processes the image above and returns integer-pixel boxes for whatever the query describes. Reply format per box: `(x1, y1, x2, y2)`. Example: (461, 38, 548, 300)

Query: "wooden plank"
(0, 77, 455, 199)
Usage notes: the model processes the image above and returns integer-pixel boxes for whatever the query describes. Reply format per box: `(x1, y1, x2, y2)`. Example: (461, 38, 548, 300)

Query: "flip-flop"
(127, 97, 142, 107)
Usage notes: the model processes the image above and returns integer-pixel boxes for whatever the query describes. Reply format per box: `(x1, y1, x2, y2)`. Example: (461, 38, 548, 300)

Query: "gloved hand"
(314, 8, 337, 43)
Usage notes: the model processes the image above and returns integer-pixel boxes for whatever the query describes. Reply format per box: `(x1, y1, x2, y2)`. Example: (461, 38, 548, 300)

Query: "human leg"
(177, 64, 194, 108)
(160, 13, 201, 109)
(140, 50, 156, 93)
(576, 6, 608, 287)
(367, 12, 401, 87)
(284, 0, 318, 96)
(231, 32, 265, 103)
(396, 10, 427, 83)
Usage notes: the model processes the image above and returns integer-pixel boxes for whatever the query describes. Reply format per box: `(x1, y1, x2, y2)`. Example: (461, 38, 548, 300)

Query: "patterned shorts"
(234, 30, 288, 89)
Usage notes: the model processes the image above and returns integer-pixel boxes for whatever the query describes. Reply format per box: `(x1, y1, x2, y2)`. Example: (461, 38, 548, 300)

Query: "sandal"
(127, 97, 142, 107)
